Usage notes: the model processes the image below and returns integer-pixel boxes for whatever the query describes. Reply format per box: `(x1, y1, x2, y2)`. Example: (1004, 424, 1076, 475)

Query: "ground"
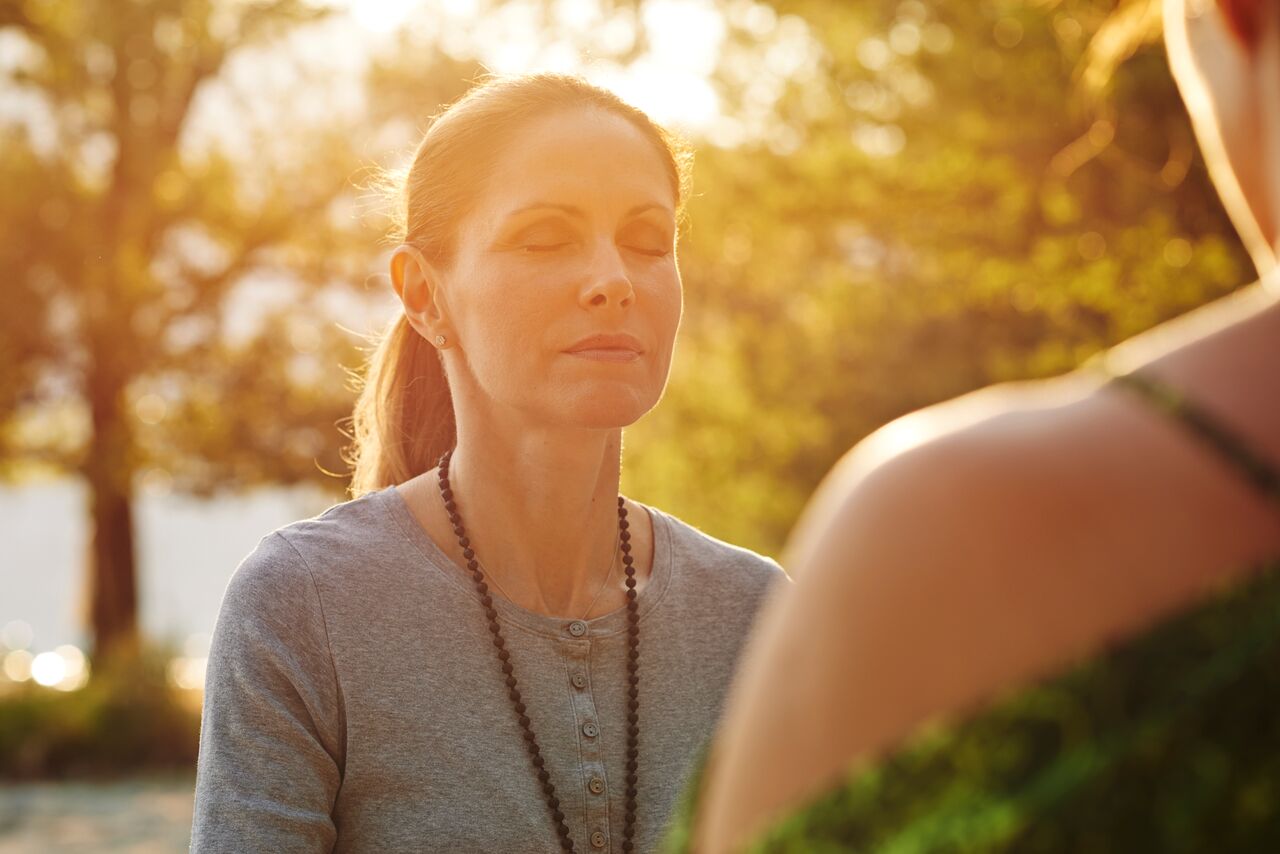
(0, 775, 194, 853)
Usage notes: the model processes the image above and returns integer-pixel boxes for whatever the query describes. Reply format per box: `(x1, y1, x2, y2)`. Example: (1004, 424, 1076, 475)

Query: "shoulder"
(244, 488, 399, 587)
(774, 376, 1146, 728)
(222, 489, 395, 615)
(649, 504, 786, 593)
(695, 378, 1126, 844)
(785, 374, 1120, 586)
(773, 363, 1279, 757)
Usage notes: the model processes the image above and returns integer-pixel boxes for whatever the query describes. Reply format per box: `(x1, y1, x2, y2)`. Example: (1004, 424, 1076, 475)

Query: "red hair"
(1218, 0, 1267, 47)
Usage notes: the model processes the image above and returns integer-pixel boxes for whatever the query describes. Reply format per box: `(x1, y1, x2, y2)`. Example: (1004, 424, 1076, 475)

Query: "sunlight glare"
(339, 0, 727, 132)
(559, 0, 724, 131)
(644, 0, 726, 77)
(348, 0, 426, 33)
(597, 60, 720, 131)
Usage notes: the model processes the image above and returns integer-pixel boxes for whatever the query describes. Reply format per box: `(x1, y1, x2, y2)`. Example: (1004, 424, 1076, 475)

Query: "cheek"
(452, 272, 546, 389)
(645, 268, 683, 339)
(461, 256, 559, 334)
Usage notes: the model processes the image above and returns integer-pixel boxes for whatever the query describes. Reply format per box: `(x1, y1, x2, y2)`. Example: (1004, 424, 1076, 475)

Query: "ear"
(391, 244, 454, 347)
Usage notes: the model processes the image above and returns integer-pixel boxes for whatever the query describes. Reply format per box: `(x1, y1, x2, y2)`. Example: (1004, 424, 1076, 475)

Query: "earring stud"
(435, 334, 446, 347)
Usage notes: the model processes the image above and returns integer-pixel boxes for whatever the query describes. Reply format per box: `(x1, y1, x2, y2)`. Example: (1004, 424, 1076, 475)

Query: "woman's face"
(437, 107, 683, 432)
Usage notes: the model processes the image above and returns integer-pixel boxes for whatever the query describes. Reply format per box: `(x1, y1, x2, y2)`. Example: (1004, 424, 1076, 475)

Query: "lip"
(563, 333, 645, 360)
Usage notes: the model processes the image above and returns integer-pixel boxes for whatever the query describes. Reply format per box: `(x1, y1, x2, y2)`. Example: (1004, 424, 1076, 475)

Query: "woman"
(678, 0, 1280, 851)
(191, 74, 782, 853)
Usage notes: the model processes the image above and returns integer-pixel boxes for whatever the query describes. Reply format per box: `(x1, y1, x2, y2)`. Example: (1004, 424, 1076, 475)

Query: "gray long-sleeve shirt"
(191, 485, 783, 853)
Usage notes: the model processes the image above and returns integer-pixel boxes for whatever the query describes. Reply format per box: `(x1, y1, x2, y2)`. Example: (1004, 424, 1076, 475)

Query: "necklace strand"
(437, 450, 640, 853)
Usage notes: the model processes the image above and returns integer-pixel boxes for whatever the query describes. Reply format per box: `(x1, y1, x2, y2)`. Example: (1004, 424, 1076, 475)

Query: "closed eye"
(625, 245, 671, 258)
(618, 219, 673, 258)
(521, 243, 570, 253)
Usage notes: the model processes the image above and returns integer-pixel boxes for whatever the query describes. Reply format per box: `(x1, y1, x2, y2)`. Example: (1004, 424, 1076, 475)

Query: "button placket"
(563, 631, 612, 849)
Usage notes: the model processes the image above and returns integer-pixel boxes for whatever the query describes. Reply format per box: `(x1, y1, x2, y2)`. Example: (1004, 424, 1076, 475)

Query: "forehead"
(478, 107, 676, 223)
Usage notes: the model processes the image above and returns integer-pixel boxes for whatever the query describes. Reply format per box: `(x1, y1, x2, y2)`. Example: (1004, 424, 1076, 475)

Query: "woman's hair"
(345, 73, 693, 497)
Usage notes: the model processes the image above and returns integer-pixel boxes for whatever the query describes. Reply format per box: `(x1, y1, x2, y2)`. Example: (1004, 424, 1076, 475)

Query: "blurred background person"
(686, 0, 1280, 850)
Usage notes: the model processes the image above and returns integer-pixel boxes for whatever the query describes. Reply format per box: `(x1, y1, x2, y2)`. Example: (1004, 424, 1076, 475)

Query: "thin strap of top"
(1107, 369, 1280, 511)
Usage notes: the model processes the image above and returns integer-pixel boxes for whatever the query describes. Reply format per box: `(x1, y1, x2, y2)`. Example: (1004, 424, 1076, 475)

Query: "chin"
(556, 384, 660, 430)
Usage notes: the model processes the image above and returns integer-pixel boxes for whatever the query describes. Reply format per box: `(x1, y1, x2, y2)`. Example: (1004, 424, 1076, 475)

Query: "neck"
(445, 414, 624, 618)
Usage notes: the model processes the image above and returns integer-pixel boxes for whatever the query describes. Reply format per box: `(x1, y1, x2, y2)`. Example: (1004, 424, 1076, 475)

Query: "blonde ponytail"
(347, 315, 455, 497)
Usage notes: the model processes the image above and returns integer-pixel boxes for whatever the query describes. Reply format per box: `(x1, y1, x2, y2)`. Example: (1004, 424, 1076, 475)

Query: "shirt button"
(572, 673, 588, 689)
(590, 831, 607, 849)
(582, 721, 599, 738)
(568, 620, 588, 638)
(588, 776, 605, 794)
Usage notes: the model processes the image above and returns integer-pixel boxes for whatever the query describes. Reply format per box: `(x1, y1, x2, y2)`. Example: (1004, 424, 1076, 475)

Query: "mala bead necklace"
(437, 450, 641, 853)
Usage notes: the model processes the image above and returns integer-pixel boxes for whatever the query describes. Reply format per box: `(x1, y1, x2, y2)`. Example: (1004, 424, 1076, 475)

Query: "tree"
(0, 0, 475, 660)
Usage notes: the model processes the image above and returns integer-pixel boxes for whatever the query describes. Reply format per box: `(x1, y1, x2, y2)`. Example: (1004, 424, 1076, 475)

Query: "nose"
(579, 243, 635, 310)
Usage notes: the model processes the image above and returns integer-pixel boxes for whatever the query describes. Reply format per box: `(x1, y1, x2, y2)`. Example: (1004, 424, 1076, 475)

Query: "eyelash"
(519, 243, 670, 258)
(629, 246, 670, 258)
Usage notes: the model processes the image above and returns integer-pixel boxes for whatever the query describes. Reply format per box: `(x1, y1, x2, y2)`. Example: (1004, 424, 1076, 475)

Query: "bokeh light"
(167, 656, 209, 692)
(3, 649, 33, 682)
(30, 651, 67, 687)
(1, 619, 33, 650)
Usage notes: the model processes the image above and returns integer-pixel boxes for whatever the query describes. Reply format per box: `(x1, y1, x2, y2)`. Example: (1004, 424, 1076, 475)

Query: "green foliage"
(0, 651, 200, 780)
(662, 559, 1280, 852)
(754, 558, 1280, 851)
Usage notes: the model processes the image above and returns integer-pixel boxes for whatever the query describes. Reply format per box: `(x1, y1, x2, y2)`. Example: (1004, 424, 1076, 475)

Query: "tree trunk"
(84, 376, 139, 664)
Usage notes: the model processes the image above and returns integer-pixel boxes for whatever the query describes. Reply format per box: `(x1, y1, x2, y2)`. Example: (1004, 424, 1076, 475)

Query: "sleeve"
(191, 531, 344, 853)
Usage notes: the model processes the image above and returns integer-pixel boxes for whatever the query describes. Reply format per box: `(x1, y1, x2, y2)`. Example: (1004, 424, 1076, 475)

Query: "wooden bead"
(439, 460, 640, 854)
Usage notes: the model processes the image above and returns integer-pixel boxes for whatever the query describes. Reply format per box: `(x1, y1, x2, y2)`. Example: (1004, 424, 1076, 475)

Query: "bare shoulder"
(698, 366, 1280, 851)
(700, 379, 1113, 850)
(778, 361, 1280, 775)
(781, 285, 1280, 766)
(791, 279, 1280, 588)
(786, 376, 1105, 592)
(793, 356, 1280, 607)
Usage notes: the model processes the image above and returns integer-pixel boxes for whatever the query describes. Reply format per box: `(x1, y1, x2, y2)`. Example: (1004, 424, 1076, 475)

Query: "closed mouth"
(564, 333, 645, 356)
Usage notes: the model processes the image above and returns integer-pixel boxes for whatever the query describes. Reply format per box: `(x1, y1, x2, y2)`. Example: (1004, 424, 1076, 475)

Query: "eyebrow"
(506, 202, 674, 221)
